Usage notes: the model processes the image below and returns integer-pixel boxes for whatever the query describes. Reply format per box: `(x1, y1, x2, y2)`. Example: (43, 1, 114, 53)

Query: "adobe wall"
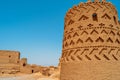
(60, 0, 120, 80)
(0, 50, 20, 64)
(0, 64, 20, 74)
(0, 50, 40, 74)
(61, 61, 120, 80)
(0, 50, 59, 75)
(19, 58, 41, 74)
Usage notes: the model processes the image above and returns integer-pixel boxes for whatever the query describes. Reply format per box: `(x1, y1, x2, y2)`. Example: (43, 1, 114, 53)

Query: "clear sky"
(0, 0, 119, 66)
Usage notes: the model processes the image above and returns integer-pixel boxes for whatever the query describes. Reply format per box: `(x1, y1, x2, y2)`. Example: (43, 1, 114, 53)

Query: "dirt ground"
(0, 72, 59, 80)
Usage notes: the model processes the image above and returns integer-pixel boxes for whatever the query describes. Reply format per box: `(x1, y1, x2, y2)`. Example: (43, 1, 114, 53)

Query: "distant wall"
(0, 50, 42, 74)
(0, 50, 20, 64)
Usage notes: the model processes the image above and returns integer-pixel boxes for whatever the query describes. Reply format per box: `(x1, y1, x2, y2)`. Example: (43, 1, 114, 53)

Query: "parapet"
(65, 0, 117, 27)
(87, 0, 106, 3)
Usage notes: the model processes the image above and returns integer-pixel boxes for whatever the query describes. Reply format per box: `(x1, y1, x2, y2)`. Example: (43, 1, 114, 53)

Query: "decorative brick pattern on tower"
(60, 0, 120, 80)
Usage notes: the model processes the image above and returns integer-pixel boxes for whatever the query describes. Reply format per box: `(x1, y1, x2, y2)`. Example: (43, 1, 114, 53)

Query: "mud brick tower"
(60, 0, 120, 80)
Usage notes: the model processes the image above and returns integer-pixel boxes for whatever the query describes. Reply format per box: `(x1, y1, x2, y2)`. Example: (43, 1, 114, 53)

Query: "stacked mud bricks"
(60, 0, 120, 80)
(0, 50, 39, 74)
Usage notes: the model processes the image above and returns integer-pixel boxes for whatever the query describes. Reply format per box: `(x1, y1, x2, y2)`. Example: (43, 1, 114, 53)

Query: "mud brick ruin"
(0, 50, 58, 76)
(60, 0, 120, 80)
(0, 50, 40, 74)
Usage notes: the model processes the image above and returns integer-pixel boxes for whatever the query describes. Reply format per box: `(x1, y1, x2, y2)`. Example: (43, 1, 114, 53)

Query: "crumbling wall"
(0, 50, 20, 64)
(40, 66, 59, 76)
(0, 50, 41, 75)
(20, 58, 27, 67)
(20, 58, 40, 74)
(0, 64, 20, 74)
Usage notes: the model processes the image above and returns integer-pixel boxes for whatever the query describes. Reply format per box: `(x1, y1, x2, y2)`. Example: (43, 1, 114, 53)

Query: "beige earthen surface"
(61, 61, 120, 80)
(0, 50, 20, 64)
(0, 71, 59, 80)
(60, 0, 120, 80)
(0, 50, 41, 74)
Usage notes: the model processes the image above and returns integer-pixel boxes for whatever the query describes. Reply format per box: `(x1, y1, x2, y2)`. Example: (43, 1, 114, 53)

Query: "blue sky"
(0, 0, 119, 66)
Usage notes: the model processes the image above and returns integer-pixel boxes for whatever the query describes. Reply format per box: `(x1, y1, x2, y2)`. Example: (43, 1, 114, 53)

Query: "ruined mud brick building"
(0, 50, 39, 74)
(60, 0, 120, 80)
(40, 66, 58, 76)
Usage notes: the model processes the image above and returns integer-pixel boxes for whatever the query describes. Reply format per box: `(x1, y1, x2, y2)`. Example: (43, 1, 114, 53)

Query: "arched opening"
(113, 16, 117, 25)
(92, 13, 98, 21)
(32, 70, 34, 73)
